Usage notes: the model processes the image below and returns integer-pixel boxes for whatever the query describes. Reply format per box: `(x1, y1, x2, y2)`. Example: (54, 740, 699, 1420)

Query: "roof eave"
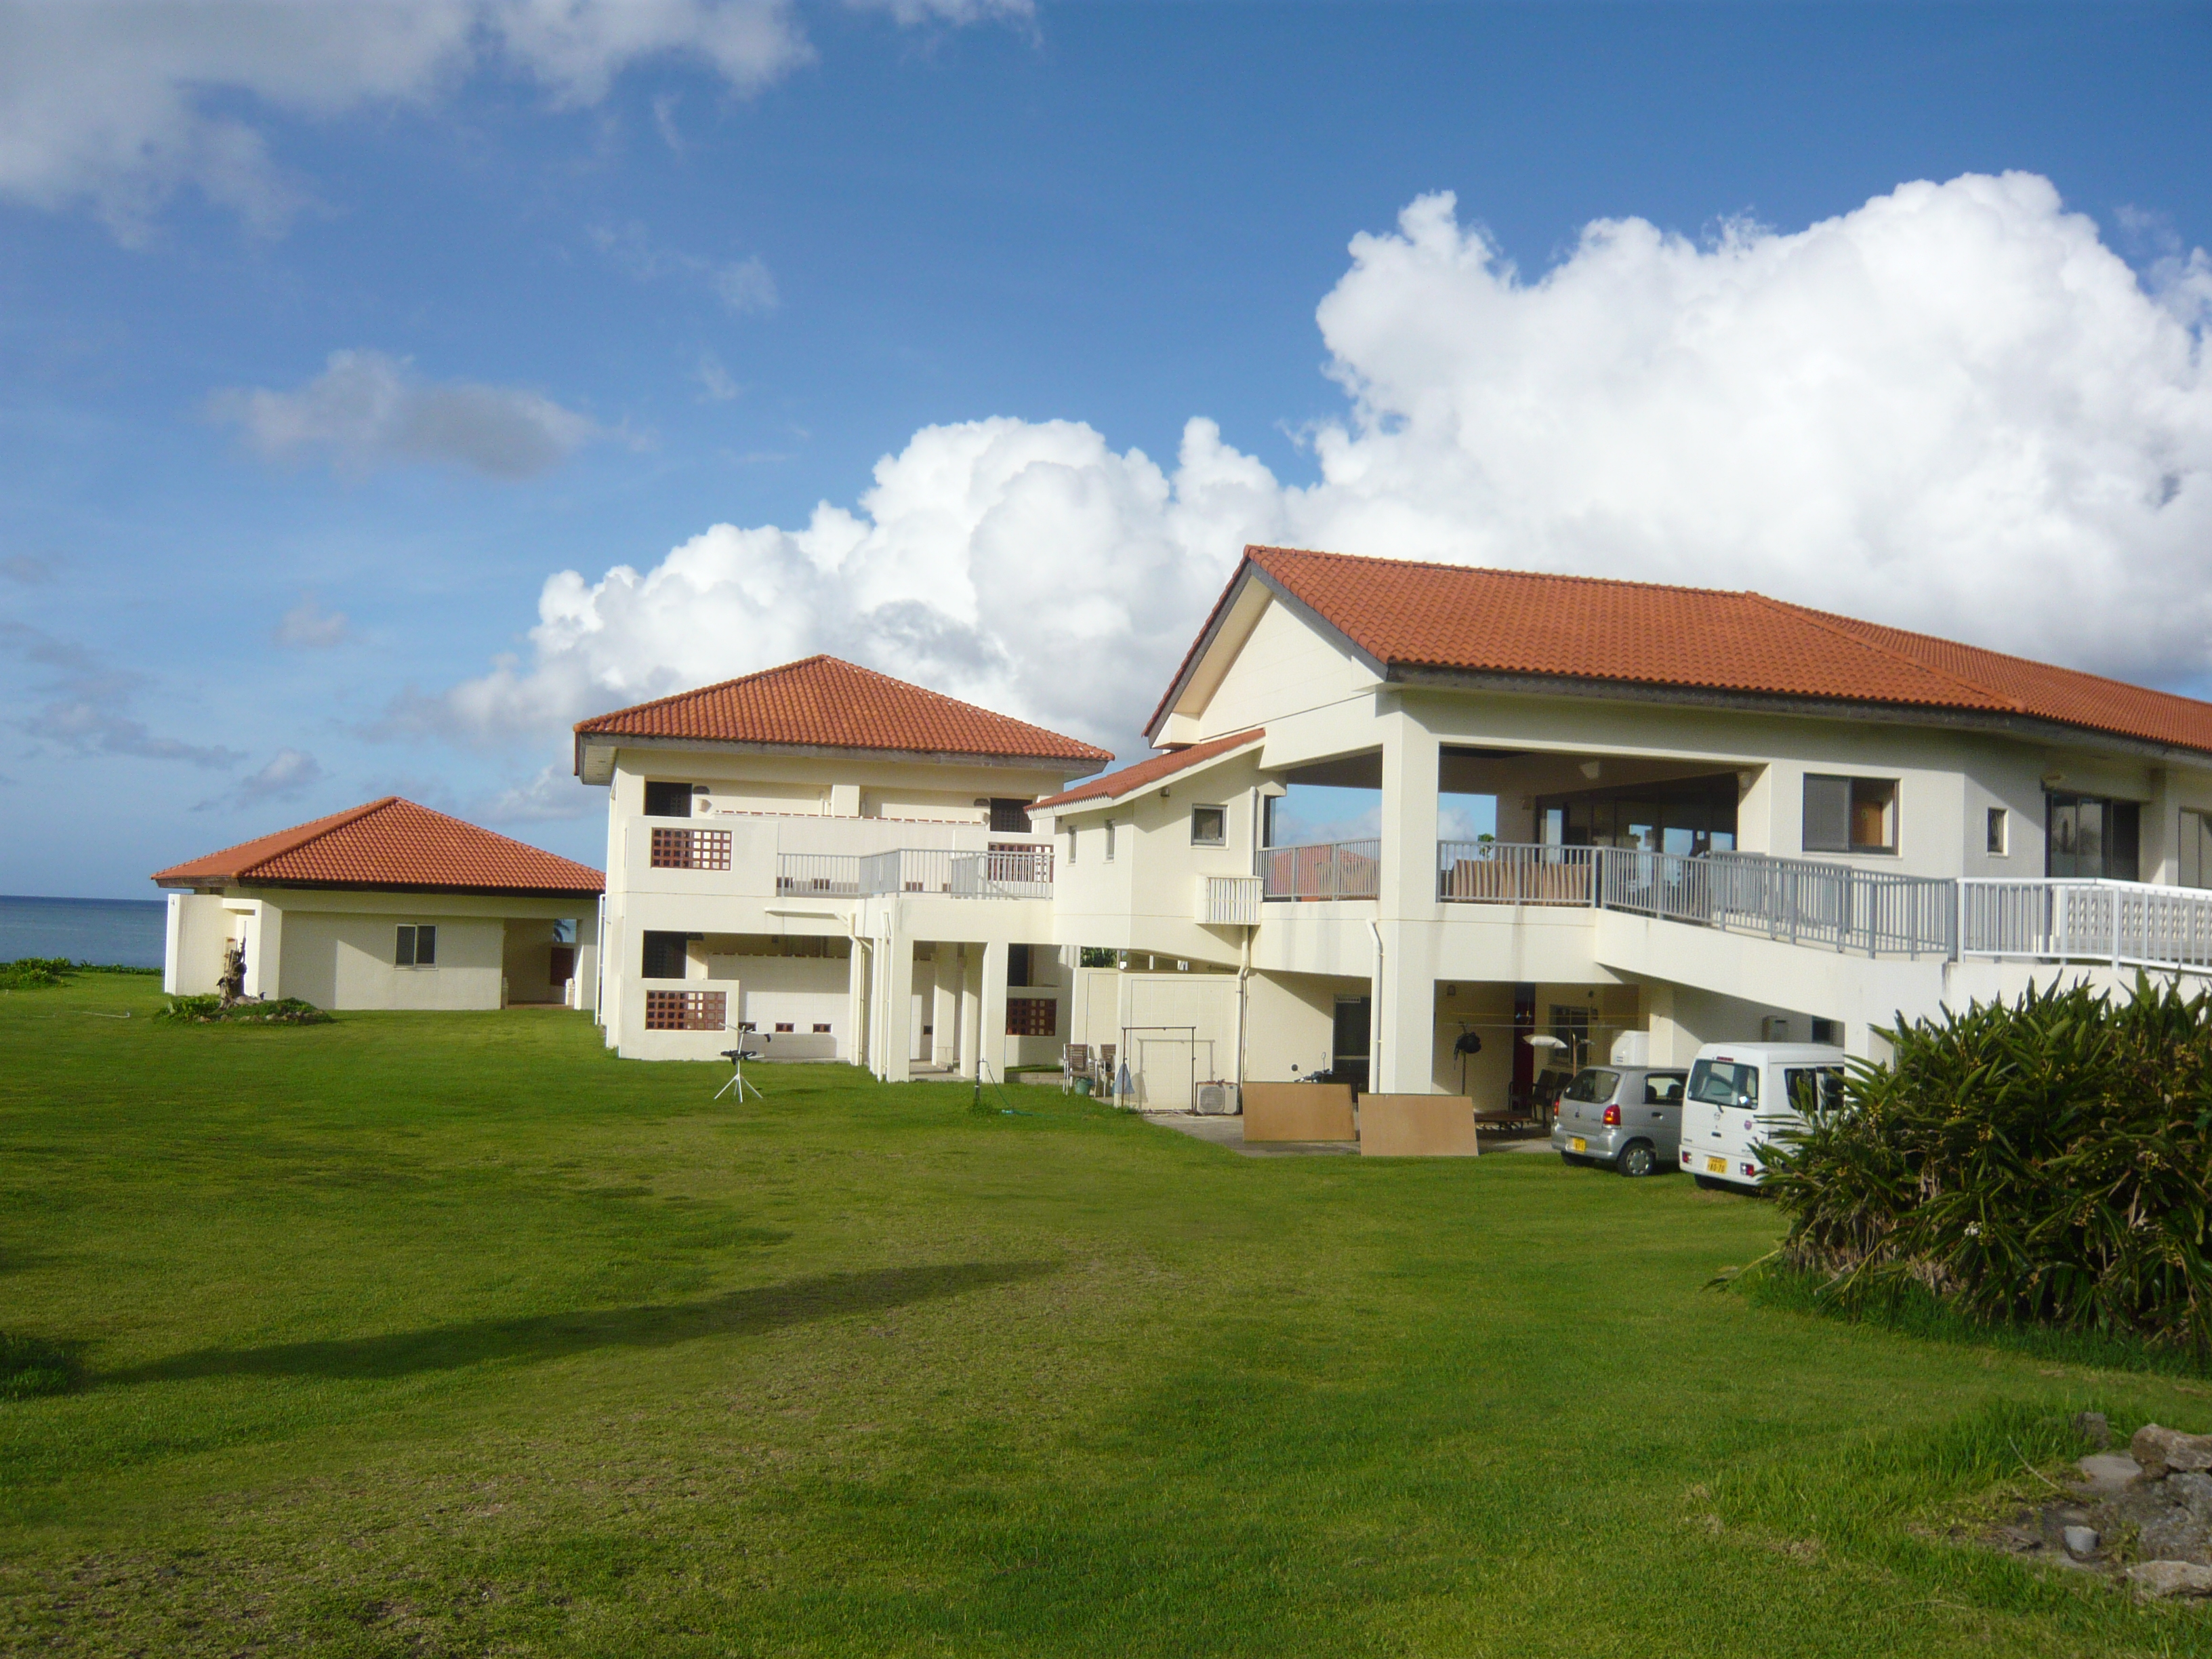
(1384, 663, 2212, 765)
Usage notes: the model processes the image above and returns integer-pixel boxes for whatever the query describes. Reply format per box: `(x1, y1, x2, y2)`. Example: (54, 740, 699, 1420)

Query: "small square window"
(775, 1022, 794, 1033)
(1986, 806, 2008, 855)
(813, 1023, 832, 1033)
(396, 924, 436, 968)
(1191, 804, 1227, 846)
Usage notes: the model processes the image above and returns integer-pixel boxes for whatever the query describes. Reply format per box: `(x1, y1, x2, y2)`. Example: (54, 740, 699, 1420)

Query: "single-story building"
(153, 797, 605, 1012)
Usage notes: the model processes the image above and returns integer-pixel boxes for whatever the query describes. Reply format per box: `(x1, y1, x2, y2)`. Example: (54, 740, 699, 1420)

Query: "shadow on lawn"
(103, 1261, 1058, 1385)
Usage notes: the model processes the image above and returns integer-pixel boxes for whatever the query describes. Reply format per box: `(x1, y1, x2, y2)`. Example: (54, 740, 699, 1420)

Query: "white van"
(1678, 1042, 1847, 1192)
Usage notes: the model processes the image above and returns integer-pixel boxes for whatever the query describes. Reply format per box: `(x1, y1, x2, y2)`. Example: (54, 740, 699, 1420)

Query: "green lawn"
(3, 975, 2207, 1657)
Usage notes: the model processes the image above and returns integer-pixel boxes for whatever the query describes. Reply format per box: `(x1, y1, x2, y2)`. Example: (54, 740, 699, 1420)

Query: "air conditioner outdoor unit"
(1194, 1082, 1238, 1116)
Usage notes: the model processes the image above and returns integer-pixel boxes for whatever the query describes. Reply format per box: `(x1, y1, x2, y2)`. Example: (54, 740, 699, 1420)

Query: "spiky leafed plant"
(1764, 976, 2212, 1357)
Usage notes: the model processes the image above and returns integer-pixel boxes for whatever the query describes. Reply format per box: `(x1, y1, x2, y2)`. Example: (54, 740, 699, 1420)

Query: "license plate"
(1570, 1137, 1586, 1154)
(1706, 1155, 1728, 1174)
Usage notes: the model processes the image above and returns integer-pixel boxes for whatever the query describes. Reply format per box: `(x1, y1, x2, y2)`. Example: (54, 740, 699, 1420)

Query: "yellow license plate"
(1570, 1137, 1586, 1153)
(1706, 1155, 1728, 1174)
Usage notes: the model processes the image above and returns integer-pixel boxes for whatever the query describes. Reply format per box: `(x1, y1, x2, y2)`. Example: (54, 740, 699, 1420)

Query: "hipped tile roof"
(152, 798, 605, 895)
(1030, 729, 1266, 813)
(1153, 546, 2212, 758)
(574, 655, 1111, 766)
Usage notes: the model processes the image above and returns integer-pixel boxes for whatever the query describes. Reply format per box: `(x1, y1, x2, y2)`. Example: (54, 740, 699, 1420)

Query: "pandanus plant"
(1763, 975, 2212, 1357)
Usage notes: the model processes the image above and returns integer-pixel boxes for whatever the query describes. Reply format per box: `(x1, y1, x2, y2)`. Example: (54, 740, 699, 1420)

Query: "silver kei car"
(1549, 1065, 1690, 1176)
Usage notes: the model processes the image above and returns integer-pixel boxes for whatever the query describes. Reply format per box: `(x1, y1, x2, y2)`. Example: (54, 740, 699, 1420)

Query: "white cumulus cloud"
(273, 595, 349, 648)
(210, 350, 606, 480)
(429, 172, 2211, 764)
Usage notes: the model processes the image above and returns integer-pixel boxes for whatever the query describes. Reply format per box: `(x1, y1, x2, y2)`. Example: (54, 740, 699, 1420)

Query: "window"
(1065, 827, 1078, 866)
(813, 1023, 832, 1034)
(1987, 806, 2009, 856)
(641, 930, 691, 979)
(1006, 996, 1057, 1037)
(1533, 772, 1739, 853)
(2184, 810, 2212, 890)
(651, 827, 731, 870)
(395, 924, 436, 968)
(1008, 943, 1031, 987)
(643, 780, 693, 818)
(1643, 1074, 1685, 1105)
(1784, 1067, 1846, 1116)
(1549, 1004, 1591, 1069)
(644, 989, 724, 1031)
(774, 1022, 794, 1033)
(1191, 804, 1227, 846)
(987, 798, 1033, 834)
(1688, 1059, 1759, 1107)
(1803, 775, 1897, 853)
(2047, 793, 2140, 881)
(1811, 1017, 1842, 1046)
(1563, 1068, 1619, 1103)
(1104, 819, 1116, 862)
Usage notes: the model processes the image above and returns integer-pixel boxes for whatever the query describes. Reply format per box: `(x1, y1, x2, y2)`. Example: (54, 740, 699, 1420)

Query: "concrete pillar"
(880, 922, 914, 1082)
(1645, 982, 1683, 1065)
(932, 947, 960, 1068)
(979, 939, 1009, 1082)
(247, 901, 283, 1000)
(573, 905, 602, 1015)
(846, 934, 869, 1067)
(2147, 766, 2183, 886)
(1374, 703, 1442, 1093)
(958, 943, 983, 1073)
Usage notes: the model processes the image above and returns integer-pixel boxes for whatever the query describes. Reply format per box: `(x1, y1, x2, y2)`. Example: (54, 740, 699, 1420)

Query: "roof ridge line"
(1250, 544, 1771, 603)
(1748, 594, 2028, 715)
(574, 655, 839, 730)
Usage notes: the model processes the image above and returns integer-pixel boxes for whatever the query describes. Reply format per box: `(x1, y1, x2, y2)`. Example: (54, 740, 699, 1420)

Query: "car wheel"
(1617, 1141, 1656, 1178)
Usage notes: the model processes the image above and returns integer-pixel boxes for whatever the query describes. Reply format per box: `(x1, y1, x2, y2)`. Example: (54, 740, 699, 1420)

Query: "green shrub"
(0, 1334, 80, 1401)
(1765, 975, 2212, 1357)
(0, 957, 75, 989)
(156, 995, 333, 1026)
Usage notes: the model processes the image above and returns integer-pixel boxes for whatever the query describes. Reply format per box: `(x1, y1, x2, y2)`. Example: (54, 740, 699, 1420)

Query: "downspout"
(847, 910, 869, 1073)
(1235, 925, 1252, 1101)
(1368, 917, 1385, 1092)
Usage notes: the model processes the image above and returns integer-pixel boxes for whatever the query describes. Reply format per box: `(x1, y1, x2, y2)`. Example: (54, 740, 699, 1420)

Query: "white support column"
(2148, 766, 2184, 886)
(958, 943, 982, 1074)
(881, 933, 915, 1082)
(979, 939, 1009, 1082)
(846, 932, 869, 1067)
(1374, 703, 1442, 1094)
(247, 901, 284, 1000)
(932, 948, 960, 1068)
(573, 905, 601, 1015)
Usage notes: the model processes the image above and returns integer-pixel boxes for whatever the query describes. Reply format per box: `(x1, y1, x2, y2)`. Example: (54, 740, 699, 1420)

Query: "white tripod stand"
(714, 1038, 764, 1103)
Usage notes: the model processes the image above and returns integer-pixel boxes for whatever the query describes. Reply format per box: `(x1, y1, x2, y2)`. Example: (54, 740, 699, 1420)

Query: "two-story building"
(573, 654, 1110, 1071)
(573, 546, 2212, 1111)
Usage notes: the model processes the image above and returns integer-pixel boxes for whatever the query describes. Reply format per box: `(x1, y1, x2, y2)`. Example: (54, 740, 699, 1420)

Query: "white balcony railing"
(1438, 842, 1595, 905)
(1256, 839, 1380, 901)
(775, 854, 861, 897)
(1595, 848, 1957, 959)
(841, 846, 1054, 900)
(1196, 874, 1264, 925)
(1961, 878, 2212, 971)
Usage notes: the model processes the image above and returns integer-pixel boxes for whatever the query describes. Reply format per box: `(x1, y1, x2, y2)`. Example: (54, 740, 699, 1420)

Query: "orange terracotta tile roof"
(1031, 729, 1265, 813)
(574, 655, 1111, 767)
(1151, 545, 2212, 758)
(152, 798, 605, 895)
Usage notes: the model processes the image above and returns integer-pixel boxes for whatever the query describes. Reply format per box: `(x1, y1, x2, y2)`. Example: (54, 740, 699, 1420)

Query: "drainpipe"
(1235, 924, 1252, 1099)
(1368, 916, 1385, 1092)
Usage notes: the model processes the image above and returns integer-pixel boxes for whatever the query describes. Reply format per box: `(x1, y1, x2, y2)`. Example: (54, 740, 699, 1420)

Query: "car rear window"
(1643, 1073, 1685, 1105)
(1687, 1059, 1758, 1106)
(1563, 1068, 1620, 1103)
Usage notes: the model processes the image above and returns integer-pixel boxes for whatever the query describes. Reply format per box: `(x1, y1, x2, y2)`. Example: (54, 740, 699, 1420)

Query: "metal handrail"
(1256, 838, 1381, 901)
(1437, 841, 1595, 905)
(775, 853, 861, 897)
(1961, 877, 2212, 971)
(853, 847, 1053, 900)
(1593, 847, 1956, 959)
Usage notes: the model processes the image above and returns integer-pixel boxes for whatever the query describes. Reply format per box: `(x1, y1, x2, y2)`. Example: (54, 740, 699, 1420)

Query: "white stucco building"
(579, 546, 2212, 1109)
(154, 797, 604, 1012)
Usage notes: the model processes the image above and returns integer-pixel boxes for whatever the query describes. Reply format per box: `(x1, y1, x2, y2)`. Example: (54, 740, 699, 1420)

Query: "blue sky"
(1, 1, 2208, 897)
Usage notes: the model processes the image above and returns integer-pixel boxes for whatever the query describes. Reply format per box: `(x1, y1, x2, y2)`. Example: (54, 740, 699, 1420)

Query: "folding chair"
(1061, 1043, 1090, 1094)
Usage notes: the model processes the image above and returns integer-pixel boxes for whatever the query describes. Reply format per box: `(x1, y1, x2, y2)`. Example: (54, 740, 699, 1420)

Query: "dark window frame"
(2045, 792, 2141, 882)
(643, 780, 693, 819)
(1803, 774, 1899, 855)
(1190, 804, 1228, 847)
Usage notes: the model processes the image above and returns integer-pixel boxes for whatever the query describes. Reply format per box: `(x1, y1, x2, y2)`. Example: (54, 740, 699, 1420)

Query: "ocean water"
(0, 895, 167, 968)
